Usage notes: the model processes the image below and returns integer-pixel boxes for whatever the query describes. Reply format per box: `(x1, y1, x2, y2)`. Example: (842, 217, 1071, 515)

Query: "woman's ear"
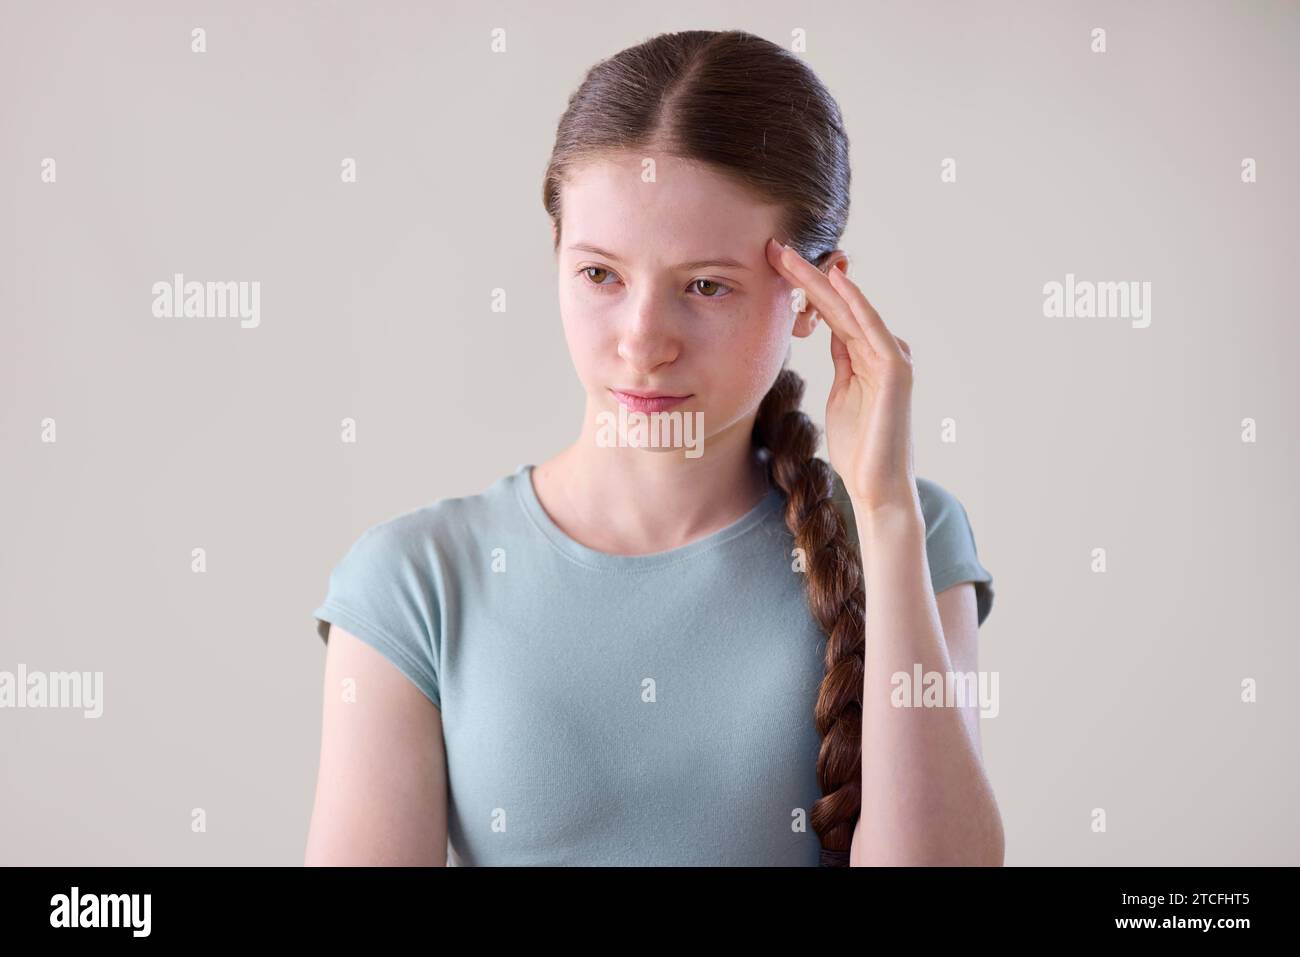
(790, 249, 851, 339)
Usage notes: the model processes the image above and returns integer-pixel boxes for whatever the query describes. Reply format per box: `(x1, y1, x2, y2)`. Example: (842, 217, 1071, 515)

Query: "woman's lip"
(609, 389, 692, 413)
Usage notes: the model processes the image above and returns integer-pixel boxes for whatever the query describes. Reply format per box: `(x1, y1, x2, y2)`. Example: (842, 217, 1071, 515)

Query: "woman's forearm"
(848, 500, 1003, 866)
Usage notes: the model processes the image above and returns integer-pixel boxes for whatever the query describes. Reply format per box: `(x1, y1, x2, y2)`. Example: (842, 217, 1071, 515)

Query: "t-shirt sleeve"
(312, 518, 442, 709)
(831, 473, 995, 627)
(916, 477, 995, 627)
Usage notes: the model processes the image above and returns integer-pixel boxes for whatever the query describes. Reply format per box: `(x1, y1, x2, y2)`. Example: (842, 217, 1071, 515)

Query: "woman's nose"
(616, 300, 681, 373)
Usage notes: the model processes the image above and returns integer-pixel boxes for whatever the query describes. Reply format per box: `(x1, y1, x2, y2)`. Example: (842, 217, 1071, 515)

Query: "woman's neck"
(530, 409, 772, 556)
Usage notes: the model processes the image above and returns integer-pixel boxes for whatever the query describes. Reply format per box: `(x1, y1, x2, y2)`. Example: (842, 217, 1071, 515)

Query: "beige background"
(1, 0, 1297, 865)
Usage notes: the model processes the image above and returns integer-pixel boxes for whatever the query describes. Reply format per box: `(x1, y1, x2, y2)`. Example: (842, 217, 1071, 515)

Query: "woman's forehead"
(560, 163, 781, 263)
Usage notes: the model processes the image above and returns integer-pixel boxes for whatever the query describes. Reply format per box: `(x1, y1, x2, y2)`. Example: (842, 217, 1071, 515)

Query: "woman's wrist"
(850, 494, 925, 542)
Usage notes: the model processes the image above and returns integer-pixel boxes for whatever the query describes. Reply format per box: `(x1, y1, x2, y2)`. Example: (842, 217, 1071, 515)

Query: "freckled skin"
(554, 151, 812, 445)
(536, 150, 848, 554)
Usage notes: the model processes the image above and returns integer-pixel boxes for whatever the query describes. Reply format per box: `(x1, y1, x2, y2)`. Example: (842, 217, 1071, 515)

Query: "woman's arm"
(848, 503, 1005, 867)
(759, 240, 1000, 865)
(305, 624, 449, 866)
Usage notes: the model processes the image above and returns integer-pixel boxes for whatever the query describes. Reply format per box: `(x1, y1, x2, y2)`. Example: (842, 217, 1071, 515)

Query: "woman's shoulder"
(313, 467, 528, 644)
(332, 466, 526, 566)
(914, 475, 978, 534)
(827, 470, 979, 537)
(827, 469, 994, 624)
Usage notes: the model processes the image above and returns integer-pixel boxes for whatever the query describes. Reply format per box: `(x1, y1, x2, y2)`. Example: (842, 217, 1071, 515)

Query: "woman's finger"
(765, 239, 866, 347)
(829, 326, 853, 388)
(826, 263, 905, 361)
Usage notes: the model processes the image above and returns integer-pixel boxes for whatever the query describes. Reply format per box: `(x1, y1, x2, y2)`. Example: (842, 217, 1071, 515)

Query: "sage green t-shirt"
(311, 463, 994, 866)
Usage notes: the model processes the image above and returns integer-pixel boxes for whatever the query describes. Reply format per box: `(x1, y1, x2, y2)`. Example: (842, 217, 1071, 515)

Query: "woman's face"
(554, 151, 817, 452)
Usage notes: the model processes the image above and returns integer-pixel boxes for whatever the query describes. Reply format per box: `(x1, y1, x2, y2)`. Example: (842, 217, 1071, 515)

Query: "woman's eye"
(576, 266, 732, 299)
(691, 278, 732, 298)
(580, 266, 619, 287)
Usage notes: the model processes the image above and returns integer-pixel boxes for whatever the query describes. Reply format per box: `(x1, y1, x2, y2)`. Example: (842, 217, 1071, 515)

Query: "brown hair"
(541, 30, 862, 866)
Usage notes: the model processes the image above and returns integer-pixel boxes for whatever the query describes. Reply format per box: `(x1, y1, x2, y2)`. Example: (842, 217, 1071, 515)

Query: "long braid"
(540, 27, 860, 864)
(752, 367, 865, 866)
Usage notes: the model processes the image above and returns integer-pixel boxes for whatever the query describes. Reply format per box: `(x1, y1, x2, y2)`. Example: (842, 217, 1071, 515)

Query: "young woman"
(305, 29, 1000, 867)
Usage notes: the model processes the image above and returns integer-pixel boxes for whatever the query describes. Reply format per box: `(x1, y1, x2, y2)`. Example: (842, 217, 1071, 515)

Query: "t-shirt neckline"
(512, 462, 785, 571)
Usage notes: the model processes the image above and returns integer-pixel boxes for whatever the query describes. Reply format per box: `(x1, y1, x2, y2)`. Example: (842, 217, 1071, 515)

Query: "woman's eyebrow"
(567, 242, 751, 272)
